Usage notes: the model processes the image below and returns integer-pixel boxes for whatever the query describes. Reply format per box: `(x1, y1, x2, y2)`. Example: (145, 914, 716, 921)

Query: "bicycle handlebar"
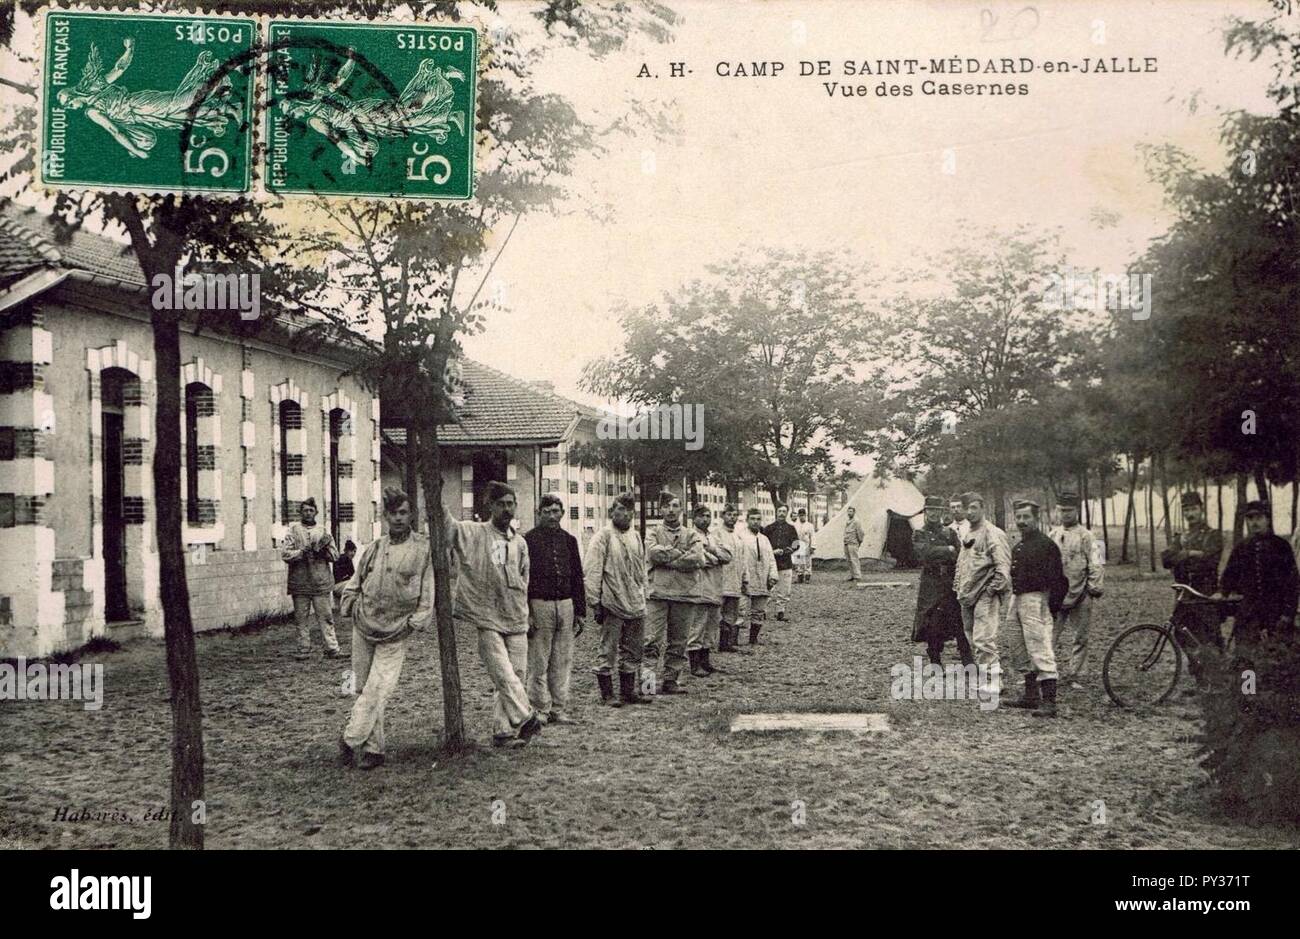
(1171, 583, 1239, 604)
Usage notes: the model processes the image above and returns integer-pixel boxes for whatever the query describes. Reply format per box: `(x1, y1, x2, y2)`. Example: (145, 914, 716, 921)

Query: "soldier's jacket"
(713, 525, 745, 598)
(693, 526, 734, 606)
(1160, 523, 1223, 595)
(645, 521, 705, 603)
(735, 529, 778, 597)
(955, 521, 1011, 607)
(1221, 532, 1299, 635)
(1048, 524, 1103, 610)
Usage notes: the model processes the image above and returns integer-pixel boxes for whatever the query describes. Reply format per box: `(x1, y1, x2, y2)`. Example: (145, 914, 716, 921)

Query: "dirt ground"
(3, 565, 1297, 849)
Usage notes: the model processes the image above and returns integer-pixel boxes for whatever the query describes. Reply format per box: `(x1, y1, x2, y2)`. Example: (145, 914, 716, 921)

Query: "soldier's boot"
(659, 677, 688, 695)
(689, 649, 710, 678)
(701, 648, 723, 674)
(1032, 679, 1059, 718)
(1003, 674, 1040, 710)
(749, 623, 762, 645)
(717, 623, 732, 652)
(597, 672, 622, 708)
(619, 670, 652, 705)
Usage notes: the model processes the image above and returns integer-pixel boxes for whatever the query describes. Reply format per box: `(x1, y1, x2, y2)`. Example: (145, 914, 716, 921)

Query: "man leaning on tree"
(442, 481, 543, 748)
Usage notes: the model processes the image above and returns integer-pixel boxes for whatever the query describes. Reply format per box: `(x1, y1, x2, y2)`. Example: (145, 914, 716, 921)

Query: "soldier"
(715, 504, 747, 653)
(644, 491, 706, 694)
(281, 497, 342, 659)
(441, 482, 543, 749)
(1049, 492, 1104, 688)
(686, 504, 732, 677)
(338, 487, 432, 769)
(955, 492, 1011, 703)
(585, 493, 652, 707)
(524, 494, 586, 726)
(738, 508, 779, 645)
(1161, 491, 1225, 652)
(763, 504, 801, 621)
(911, 495, 972, 666)
(1003, 499, 1067, 717)
(1219, 500, 1299, 646)
(793, 508, 816, 583)
(843, 506, 865, 582)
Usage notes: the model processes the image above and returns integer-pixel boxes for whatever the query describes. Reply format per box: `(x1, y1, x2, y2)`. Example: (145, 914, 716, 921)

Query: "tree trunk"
(1098, 468, 1109, 560)
(638, 473, 648, 540)
(1080, 471, 1091, 528)
(405, 429, 420, 531)
(415, 417, 466, 752)
(1121, 456, 1138, 564)
(1234, 473, 1249, 545)
(1146, 457, 1156, 572)
(1253, 466, 1269, 502)
(1215, 479, 1223, 531)
(1157, 452, 1172, 541)
(993, 482, 1007, 530)
(152, 315, 205, 849)
(1291, 473, 1298, 533)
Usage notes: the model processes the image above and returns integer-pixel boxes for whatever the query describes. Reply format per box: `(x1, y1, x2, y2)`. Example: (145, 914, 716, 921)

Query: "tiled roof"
(386, 359, 581, 446)
(1, 202, 146, 287)
(0, 210, 62, 288)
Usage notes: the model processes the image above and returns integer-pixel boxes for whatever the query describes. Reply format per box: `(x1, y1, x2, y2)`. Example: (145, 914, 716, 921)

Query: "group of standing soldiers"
(909, 490, 1103, 717)
(280, 483, 808, 768)
(909, 487, 1300, 717)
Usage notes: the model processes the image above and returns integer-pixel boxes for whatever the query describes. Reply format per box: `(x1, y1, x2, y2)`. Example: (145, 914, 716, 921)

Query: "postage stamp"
(264, 20, 477, 199)
(40, 10, 256, 194)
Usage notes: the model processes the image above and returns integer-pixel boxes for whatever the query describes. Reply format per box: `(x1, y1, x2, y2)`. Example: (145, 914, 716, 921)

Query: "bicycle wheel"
(1102, 623, 1183, 708)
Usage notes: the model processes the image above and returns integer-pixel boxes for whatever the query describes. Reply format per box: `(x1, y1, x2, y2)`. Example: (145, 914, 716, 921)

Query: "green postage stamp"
(265, 20, 477, 199)
(41, 10, 256, 194)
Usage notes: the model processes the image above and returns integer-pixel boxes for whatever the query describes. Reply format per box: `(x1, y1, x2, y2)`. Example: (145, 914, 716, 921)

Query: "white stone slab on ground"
(856, 581, 910, 589)
(730, 713, 891, 733)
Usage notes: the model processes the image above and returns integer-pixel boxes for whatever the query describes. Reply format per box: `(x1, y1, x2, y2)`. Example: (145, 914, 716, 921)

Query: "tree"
(583, 248, 882, 505)
(867, 228, 1078, 526)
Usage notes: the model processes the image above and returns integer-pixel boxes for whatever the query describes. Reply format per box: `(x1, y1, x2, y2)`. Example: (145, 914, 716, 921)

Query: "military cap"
(1057, 491, 1080, 508)
(1180, 491, 1203, 508)
(1013, 498, 1039, 511)
(962, 492, 985, 507)
(924, 495, 945, 509)
(1242, 500, 1270, 518)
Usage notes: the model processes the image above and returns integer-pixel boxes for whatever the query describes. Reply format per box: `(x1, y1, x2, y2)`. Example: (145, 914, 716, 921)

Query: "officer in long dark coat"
(1220, 500, 1299, 645)
(1161, 490, 1225, 650)
(911, 495, 973, 666)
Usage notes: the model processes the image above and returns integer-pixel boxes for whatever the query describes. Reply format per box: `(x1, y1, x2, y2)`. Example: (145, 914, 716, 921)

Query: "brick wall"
(184, 548, 292, 634)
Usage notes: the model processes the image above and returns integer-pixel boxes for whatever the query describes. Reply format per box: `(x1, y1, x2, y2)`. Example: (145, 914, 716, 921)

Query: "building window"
(542, 449, 561, 466)
(184, 383, 216, 526)
(585, 482, 594, 495)
(570, 506, 579, 520)
(606, 484, 614, 496)
(585, 507, 594, 519)
(569, 481, 579, 495)
(279, 399, 303, 524)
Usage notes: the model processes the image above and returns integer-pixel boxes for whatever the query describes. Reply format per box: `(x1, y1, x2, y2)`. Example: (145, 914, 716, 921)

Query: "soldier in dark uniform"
(1161, 491, 1225, 650)
(1219, 500, 1299, 645)
(911, 495, 972, 666)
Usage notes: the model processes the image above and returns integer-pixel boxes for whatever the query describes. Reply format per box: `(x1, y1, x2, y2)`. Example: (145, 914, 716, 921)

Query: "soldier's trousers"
(526, 598, 574, 718)
(1008, 591, 1058, 681)
(721, 596, 742, 629)
(770, 569, 793, 615)
(644, 599, 693, 683)
(844, 545, 862, 580)
(738, 593, 769, 624)
(1053, 594, 1092, 680)
(477, 628, 534, 741)
(594, 612, 644, 677)
(961, 592, 1003, 695)
(293, 593, 340, 654)
(687, 602, 721, 651)
(342, 628, 408, 757)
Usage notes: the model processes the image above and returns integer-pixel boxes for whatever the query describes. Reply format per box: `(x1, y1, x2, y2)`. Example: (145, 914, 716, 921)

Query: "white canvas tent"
(813, 476, 926, 560)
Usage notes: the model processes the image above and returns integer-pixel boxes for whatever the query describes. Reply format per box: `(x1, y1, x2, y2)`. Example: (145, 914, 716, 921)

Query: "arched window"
(184, 383, 214, 525)
(279, 399, 303, 524)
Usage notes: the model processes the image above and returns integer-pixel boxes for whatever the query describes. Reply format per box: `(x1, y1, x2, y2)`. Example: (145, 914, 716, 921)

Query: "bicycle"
(1101, 583, 1238, 708)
